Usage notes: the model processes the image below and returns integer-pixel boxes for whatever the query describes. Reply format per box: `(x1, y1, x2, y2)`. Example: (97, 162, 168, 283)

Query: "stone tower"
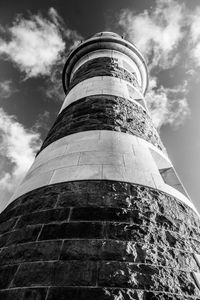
(0, 31, 200, 299)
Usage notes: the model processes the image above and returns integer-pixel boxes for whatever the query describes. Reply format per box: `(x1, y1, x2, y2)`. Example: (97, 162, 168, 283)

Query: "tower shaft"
(0, 32, 200, 299)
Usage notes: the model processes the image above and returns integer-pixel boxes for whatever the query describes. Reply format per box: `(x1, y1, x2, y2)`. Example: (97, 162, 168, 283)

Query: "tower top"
(93, 31, 121, 38)
(62, 31, 149, 95)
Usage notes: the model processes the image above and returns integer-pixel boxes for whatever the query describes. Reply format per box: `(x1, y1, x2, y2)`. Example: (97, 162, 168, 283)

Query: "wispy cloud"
(0, 8, 83, 209)
(0, 8, 81, 79)
(146, 78, 190, 130)
(118, 0, 184, 69)
(0, 80, 16, 99)
(117, 0, 194, 129)
(32, 110, 51, 133)
(0, 108, 41, 211)
(189, 7, 200, 67)
(45, 39, 82, 101)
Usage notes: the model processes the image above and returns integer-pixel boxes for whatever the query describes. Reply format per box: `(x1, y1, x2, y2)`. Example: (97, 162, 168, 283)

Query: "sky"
(0, 0, 200, 212)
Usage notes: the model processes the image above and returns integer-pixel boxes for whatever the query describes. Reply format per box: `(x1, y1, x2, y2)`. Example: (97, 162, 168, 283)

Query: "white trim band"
(60, 76, 147, 114)
(9, 130, 198, 215)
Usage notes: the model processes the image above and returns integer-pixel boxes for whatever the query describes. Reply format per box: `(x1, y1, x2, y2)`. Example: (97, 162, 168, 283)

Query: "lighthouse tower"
(0, 32, 200, 299)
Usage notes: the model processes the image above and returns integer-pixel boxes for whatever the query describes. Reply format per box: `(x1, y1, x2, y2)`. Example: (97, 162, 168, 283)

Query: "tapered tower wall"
(0, 32, 200, 300)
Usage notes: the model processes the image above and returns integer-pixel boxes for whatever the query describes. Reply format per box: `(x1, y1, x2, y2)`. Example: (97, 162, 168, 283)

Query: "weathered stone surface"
(69, 57, 140, 90)
(0, 225, 41, 248)
(107, 222, 187, 250)
(54, 261, 97, 286)
(12, 261, 97, 287)
(60, 239, 127, 262)
(47, 287, 144, 300)
(60, 239, 199, 272)
(0, 188, 58, 223)
(143, 291, 198, 300)
(12, 262, 54, 287)
(98, 262, 199, 296)
(0, 288, 47, 300)
(1, 181, 200, 240)
(0, 217, 18, 235)
(15, 208, 70, 228)
(38, 221, 104, 241)
(70, 207, 132, 222)
(0, 265, 18, 289)
(39, 95, 164, 153)
(0, 241, 62, 266)
(0, 288, 197, 300)
(0, 180, 200, 298)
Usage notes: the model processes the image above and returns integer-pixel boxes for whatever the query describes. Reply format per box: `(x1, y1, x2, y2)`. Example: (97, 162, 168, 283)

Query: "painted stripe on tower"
(9, 130, 197, 214)
(60, 76, 145, 113)
(39, 95, 163, 153)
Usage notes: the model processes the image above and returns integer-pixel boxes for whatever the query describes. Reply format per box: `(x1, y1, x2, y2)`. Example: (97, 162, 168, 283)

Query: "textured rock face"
(69, 57, 140, 90)
(39, 95, 164, 153)
(0, 181, 200, 299)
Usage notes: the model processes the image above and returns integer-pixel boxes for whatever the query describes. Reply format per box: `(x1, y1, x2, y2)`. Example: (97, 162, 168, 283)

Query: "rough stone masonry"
(0, 32, 200, 300)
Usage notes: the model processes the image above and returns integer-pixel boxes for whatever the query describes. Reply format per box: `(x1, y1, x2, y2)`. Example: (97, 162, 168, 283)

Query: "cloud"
(118, 0, 184, 69)
(0, 7, 83, 101)
(44, 56, 66, 101)
(189, 7, 200, 67)
(0, 8, 80, 78)
(0, 108, 41, 211)
(45, 39, 82, 101)
(0, 80, 16, 98)
(32, 110, 51, 133)
(146, 78, 190, 130)
(117, 0, 192, 129)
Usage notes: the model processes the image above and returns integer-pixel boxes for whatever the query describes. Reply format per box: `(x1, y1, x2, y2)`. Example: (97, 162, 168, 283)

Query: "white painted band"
(60, 76, 147, 114)
(70, 49, 142, 87)
(9, 130, 198, 215)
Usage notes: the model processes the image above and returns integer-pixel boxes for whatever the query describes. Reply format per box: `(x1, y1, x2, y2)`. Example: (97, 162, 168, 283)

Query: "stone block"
(39, 221, 104, 240)
(0, 265, 18, 289)
(79, 151, 124, 166)
(105, 222, 194, 252)
(15, 208, 70, 228)
(57, 192, 89, 207)
(50, 165, 102, 183)
(30, 144, 67, 171)
(70, 207, 131, 222)
(5, 225, 41, 247)
(0, 193, 57, 223)
(60, 239, 129, 262)
(143, 291, 195, 300)
(98, 261, 199, 295)
(0, 240, 62, 266)
(12, 262, 54, 287)
(54, 261, 97, 286)
(66, 138, 100, 153)
(102, 165, 126, 181)
(0, 217, 18, 234)
(0, 288, 47, 300)
(27, 152, 80, 178)
(47, 287, 144, 300)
